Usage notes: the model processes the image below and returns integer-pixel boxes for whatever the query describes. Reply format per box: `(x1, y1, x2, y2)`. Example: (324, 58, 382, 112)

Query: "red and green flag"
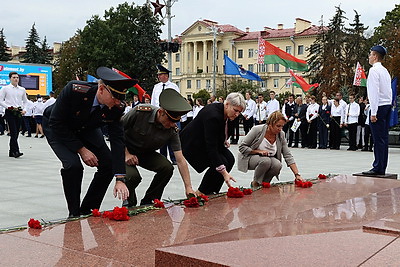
(112, 67, 147, 101)
(353, 62, 367, 87)
(289, 69, 319, 93)
(258, 37, 308, 71)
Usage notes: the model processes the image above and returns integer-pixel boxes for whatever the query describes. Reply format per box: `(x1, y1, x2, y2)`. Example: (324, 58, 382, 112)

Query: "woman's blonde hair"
(266, 111, 287, 126)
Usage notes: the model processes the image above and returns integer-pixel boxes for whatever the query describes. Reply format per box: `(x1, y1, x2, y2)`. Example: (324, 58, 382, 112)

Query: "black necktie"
(162, 84, 166, 91)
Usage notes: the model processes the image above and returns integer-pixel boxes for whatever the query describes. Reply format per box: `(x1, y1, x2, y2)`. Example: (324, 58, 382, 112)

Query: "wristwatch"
(294, 173, 301, 177)
(116, 177, 126, 183)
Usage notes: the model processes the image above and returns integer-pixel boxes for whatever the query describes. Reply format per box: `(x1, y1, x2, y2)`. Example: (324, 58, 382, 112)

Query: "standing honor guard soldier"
(123, 89, 196, 207)
(43, 67, 137, 217)
(362, 45, 392, 176)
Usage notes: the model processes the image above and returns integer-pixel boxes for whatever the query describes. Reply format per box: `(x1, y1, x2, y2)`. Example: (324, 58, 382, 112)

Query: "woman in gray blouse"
(238, 111, 304, 187)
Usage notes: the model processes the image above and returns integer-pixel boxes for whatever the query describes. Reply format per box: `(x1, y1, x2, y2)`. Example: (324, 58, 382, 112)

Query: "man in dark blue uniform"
(43, 67, 138, 217)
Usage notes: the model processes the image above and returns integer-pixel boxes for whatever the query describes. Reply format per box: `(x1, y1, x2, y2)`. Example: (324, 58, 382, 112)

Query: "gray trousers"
(248, 155, 282, 183)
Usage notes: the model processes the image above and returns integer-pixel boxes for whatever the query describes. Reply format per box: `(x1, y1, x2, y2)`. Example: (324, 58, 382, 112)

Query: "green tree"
(192, 89, 211, 105)
(22, 23, 42, 63)
(371, 4, 400, 80)
(0, 28, 11, 61)
(308, 6, 349, 98)
(77, 3, 164, 91)
(53, 34, 84, 94)
(226, 80, 260, 95)
(39, 36, 52, 64)
(344, 10, 369, 95)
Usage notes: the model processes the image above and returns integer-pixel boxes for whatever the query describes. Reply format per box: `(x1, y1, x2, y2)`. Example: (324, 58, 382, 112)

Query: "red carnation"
(262, 182, 271, 188)
(183, 197, 200, 208)
(243, 188, 253, 195)
(227, 187, 244, 198)
(295, 180, 313, 188)
(153, 199, 165, 208)
(102, 211, 112, 218)
(109, 206, 129, 221)
(326, 111, 330, 114)
(318, 174, 327, 179)
(28, 218, 42, 229)
(200, 195, 209, 202)
(92, 209, 101, 217)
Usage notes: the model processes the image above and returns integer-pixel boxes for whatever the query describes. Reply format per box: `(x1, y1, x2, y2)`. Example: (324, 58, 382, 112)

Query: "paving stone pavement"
(0, 133, 399, 229)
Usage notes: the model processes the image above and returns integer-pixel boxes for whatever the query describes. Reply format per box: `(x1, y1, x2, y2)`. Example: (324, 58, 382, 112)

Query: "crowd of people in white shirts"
(0, 92, 56, 138)
(228, 90, 374, 151)
(120, 90, 375, 152)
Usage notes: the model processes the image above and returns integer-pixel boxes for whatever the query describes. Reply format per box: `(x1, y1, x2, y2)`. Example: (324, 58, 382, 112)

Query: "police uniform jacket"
(123, 104, 181, 154)
(43, 81, 125, 174)
(180, 103, 232, 173)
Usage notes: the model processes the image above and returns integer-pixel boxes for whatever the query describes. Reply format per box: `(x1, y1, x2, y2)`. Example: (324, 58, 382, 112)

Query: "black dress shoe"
(9, 151, 23, 158)
(361, 147, 368, 151)
(362, 170, 385, 176)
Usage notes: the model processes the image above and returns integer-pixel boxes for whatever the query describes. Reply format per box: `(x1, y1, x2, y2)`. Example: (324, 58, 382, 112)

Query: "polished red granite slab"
(1, 175, 400, 266)
(156, 230, 397, 267)
(364, 213, 400, 236)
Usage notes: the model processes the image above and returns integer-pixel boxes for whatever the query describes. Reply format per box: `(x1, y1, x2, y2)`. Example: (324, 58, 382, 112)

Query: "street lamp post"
(209, 25, 221, 97)
(165, 0, 178, 81)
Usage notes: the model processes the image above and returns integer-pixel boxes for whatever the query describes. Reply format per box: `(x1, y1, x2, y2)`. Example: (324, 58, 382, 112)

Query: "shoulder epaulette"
(72, 83, 91, 93)
(137, 106, 153, 112)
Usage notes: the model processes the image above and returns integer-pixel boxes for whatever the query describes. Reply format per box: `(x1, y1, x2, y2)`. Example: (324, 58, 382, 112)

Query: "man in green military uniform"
(122, 89, 196, 206)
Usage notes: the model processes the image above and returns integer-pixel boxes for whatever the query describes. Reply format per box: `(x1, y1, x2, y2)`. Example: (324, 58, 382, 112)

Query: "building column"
(202, 41, 207, 73)
(193, 41, 197, 74)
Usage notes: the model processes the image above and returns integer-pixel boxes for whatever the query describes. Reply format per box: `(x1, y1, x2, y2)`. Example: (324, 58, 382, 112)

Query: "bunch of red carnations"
(92, 206, 130, 221)
(295, 180, 313, 188)
(28, 218, 42, 229)
(153, 199, 165, 208)
(183, 194, 209, 208)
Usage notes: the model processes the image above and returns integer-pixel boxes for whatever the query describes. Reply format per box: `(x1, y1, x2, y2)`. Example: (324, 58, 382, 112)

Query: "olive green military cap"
(159, 89, 192, 122)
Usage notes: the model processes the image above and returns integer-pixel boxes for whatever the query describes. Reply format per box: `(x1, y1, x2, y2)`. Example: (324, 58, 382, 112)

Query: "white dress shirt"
(242, 98, 256, 118)
(367, 62, 392, 116)
(33, 100, 46, 116)
(306, 103, 320, 121)
(254, 101, 267, 121)
(0, 83, 28, 110)
(266, 99, 280, 117)
(151, 80, 180, 107)
(331, 104, 345, 124)
(345, 102, 360, 124)
(43, 97, 56, 109)
(23, 100, 34, 116)
(193, 105, 203, 118)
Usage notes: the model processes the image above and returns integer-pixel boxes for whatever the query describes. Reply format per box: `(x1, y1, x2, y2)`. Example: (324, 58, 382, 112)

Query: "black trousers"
(160, 142, 176, 162)
(243, 117, 254, 135)
(330, 116, 341, 149)
(308, 120, 318, 148)
(229, 116, 240, 143)
(364, 124, 374, 150)
(299, 120, 308, 148)
(125, 151, 174, 206)
(45, 127, 113, 217)
(198, 148, 235, 194)
(0, 114, 5, 134)
(347, 123, 358, 150)
(4, 110, 22, 153)
(284, 120, 294, 146)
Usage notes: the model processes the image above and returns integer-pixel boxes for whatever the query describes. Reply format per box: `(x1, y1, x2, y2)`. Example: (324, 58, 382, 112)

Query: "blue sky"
(2, 0, 398, 47)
